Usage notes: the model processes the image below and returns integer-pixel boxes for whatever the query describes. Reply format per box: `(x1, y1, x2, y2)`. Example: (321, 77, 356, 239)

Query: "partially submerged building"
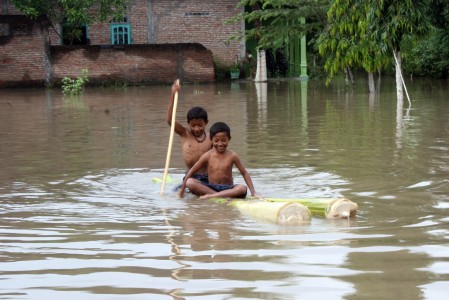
(0, 0, 244, 87)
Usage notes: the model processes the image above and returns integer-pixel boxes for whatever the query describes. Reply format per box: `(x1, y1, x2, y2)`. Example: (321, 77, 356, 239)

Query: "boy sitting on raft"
(167, 80, 212, 185)
(179, 122, 260, 200)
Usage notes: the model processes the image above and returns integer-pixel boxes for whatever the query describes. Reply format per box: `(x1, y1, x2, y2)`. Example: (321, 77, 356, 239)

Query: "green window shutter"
(110, 24, 131, 45)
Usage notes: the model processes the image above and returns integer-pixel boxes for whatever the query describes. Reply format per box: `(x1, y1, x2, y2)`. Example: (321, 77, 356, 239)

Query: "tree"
(318, 0, 432, 99)
(316, 0, 389, 93)
(370, 0, 432, 100)
(229, 0, 330, 81)
(12, 0, 129, 44)
(402, 0, 449, 79)
(12, 0, 129, 85)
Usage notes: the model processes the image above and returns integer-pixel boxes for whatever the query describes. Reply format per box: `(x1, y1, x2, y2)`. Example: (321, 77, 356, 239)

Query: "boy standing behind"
(179, 122, 259, 200)
(167, 80, 212, 183)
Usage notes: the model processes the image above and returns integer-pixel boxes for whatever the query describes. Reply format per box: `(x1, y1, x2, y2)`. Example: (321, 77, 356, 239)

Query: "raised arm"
(167, 79, 186, 136)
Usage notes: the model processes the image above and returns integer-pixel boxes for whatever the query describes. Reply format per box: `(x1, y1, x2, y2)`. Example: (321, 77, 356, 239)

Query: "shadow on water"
(0, 78, 448, 299)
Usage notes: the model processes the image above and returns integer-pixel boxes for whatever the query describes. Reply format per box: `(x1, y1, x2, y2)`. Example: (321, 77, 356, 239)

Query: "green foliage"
(316, 0, 434, 83)
(316, 0, 389, 84)
(12, 0, 130, 44)
(62, 69, 89, 95)
(431, 0, 449, 29)
(228, 0, 330, 50)
(401, 0, 449, 78)
(368, 0, 432, 51)
(230, 62, 241, 72)
(403, 29, 449, 78)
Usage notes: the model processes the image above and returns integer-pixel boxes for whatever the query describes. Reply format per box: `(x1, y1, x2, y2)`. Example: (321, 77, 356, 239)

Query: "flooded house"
(0, 0, 243, 87)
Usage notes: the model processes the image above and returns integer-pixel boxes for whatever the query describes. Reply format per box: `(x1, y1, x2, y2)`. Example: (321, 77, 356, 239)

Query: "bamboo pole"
(160, 79, 179, 194)
(393, 51, 411, 107)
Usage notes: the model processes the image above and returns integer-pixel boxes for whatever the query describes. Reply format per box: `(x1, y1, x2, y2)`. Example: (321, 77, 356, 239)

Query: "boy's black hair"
(187, 106, 208, 123)
(210, 122, 231, 139)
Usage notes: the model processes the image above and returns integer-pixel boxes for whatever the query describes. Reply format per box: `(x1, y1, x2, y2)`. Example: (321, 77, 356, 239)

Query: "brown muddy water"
(0, 78, 448, 299)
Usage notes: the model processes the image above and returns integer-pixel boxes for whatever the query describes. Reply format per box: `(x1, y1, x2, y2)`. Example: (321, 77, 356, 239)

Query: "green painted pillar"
(299, 17, 308, 80)
(300, 80, 308, 145)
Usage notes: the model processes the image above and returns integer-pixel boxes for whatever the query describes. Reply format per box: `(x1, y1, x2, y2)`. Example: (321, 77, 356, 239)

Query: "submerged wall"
(0, 16, 47, 87)
(50, 43, 215, 86)
(1, 17, 215, 87)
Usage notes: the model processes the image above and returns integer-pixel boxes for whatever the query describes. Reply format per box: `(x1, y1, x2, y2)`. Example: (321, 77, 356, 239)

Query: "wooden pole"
(393, 51, 411, 106)
(160, 79, 179, 194)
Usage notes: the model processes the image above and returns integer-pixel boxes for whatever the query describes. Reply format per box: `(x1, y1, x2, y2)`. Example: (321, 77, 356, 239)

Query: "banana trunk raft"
(265, 198, 358, 219)
(211, 197, 358, 225)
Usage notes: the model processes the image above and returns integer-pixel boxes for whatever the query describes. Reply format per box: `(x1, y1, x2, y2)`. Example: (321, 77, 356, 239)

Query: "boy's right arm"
(178, 152, 208, 198)
(178, 166, 195, 198)
(167, 80, 186, 136)
(179, 181, 187, 198)
(178, 159, 198, 198)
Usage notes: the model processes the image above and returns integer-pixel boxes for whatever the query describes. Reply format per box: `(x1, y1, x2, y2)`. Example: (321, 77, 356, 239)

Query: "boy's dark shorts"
(192, 173, 209, 184)
(174, 173, 209, 192)
(201, 183, 247, 198)
(177, 174, 247, 198)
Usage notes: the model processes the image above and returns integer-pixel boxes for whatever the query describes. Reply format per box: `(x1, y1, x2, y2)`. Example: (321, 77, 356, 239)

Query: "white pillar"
(254, 49, 267, 82)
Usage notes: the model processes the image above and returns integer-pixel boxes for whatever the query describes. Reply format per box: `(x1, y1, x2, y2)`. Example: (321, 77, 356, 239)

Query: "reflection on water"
(0, 79, 448, 299)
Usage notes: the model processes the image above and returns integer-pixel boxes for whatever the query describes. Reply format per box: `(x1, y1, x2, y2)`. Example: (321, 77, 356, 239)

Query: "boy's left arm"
(234, 156, 261, 198)
(242, 172, 259, 197)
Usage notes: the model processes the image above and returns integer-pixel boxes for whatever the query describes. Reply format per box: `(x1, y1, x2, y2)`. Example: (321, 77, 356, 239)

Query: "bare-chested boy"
(167, 80, 212, 185)
(179, 122, 259, 200)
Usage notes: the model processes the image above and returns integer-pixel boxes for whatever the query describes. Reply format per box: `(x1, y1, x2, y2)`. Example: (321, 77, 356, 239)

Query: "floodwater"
(0, 78, 448, 300)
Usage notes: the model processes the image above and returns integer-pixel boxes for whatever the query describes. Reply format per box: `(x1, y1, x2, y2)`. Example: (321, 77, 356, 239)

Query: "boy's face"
(211, 131, 230, 153)
(188, 119, 208, 137)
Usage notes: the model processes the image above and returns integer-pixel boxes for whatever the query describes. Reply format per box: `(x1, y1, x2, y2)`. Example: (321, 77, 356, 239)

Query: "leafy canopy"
(316, 0, 433, 82)
(228, 0, 330, 50)
(316, 0, 390, 83)
(12, 0, 130, 42)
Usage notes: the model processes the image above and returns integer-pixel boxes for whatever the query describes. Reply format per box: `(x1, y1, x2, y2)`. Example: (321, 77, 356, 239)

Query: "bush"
(62, 69, 89, 95)
(403, 30, 449, 79)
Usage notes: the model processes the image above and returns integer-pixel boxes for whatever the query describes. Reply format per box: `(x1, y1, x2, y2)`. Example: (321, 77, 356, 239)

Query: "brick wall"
(0, 16, 214, 87)
(2, 0, 243, 67)
(57, 0, 243, 67)
(129, 0, 148, 44)
(50, 43, 215, 85)
(0, 16, 47, 87)
(149, 0, 243, 67)
(0, 0, 241, 87)
(0, 0, 21, 14)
